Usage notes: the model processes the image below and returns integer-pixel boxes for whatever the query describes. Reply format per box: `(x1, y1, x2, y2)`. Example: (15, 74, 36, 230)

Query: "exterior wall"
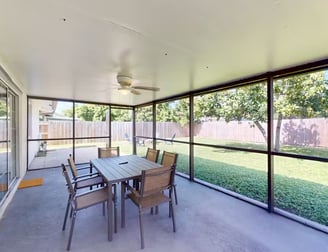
(28, 101, 40, 166)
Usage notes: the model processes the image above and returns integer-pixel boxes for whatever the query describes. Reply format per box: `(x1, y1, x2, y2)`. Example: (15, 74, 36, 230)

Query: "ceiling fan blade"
(130, 88, 141, 95)
(132, 86, 160, 91)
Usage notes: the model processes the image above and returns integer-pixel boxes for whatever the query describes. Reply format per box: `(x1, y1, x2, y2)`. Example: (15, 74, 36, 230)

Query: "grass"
(126, 138, 328, 226)
(45, 138, 327, 226)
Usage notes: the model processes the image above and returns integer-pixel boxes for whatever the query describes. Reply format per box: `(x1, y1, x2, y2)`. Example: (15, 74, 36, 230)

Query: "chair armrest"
(123, 181, 140, 197)
(73, 173, 101, 181)
(76, 166, 91, 171)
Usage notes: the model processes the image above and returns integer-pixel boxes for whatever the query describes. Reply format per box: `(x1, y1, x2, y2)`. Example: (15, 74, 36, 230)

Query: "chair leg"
(138, 208, 145, 249)
(62, 195, 71, 231)
(169, 189, 173, 218)
(170, 200, 176, 232)
(67, 210, 77, 251)
(173, 184, 178, 205)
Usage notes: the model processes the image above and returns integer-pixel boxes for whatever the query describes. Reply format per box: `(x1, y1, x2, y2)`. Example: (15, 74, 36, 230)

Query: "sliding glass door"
(0, 82, 17, 203)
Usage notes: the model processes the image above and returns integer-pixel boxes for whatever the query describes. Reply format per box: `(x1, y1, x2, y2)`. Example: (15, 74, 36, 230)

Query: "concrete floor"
(0, 168, 327, 252)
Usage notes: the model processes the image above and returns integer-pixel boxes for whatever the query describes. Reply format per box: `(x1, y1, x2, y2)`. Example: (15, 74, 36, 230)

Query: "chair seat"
(75, 176, 104, 189)
(75, 188, 109, 209)
(128, 191, 170, 209)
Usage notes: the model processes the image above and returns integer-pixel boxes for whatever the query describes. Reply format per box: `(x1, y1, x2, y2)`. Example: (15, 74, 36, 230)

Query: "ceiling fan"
(116, 74, 160, 95)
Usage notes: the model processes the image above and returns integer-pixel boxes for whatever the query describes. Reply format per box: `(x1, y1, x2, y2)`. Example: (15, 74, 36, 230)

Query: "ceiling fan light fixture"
(118, 87, 130, 95)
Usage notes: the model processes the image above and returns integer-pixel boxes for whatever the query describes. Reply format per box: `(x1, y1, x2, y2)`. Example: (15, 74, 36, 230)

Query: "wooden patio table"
(90, 155, 161, 241)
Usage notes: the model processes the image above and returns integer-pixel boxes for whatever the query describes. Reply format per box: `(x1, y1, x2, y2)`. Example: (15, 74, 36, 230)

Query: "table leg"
(121, 182, 125, 228)
(108, 181, 113, 241)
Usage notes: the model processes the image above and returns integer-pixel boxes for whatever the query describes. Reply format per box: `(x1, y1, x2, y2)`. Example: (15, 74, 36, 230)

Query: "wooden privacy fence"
(195, 118, 328, 147)
(33, 118, 328, 147)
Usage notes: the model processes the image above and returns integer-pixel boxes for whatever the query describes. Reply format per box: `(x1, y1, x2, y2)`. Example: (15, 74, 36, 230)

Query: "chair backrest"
(145, 148, 160, 163)
(124, 133, 131, 142)
(170, 133, 176, 141)
(140, 166, 174, 197)
(161, 151, 178, 167)
(98, 147, 120, 158)
(62, 164, 76, 197)
(67, 154, 78, 179)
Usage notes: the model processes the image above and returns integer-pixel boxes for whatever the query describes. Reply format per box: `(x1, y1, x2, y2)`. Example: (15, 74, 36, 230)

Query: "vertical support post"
(132, 107, 136, 155)
(152, 103, 156, 149)
(189, 95, 194, 181)
(72, 101, 76, 160)
(108, 106, 112, 147)
(267, 75, 274, 212)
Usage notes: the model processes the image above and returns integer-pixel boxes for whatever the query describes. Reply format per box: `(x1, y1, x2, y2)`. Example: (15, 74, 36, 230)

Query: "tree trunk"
(254, 121, 267, 143)
(274, 113, 283, 151)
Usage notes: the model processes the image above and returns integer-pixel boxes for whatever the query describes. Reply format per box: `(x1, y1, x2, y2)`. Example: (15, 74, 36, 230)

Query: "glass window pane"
(75, 138, 109, 163)
(28, 140, 73, 170)
(156, 142, 189, 176)
(75, 103, 109, 138)
(274, 156, 328, 226)
(111, 107, 132, 155)
(8, 92, 17, 182)
(0, 84, 7, 200)
(28, 99, 73, 140)
(273, 70, 328, 157)
(194, 145, 267, 204)
(136, 105, 153, 139)
(156, 98, 190, 143)
(193, 82, 267, 150)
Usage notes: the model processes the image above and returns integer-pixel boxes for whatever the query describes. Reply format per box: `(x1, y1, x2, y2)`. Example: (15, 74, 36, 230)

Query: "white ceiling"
(1, 0, 328, 105)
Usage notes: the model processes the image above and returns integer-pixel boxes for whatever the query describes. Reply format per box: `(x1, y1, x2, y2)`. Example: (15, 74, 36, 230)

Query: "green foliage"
(62, 108, 73, 118)
(122, 139, 328, 226)
(75, 105, 108, 121)
(136, 106, 153, 122)
(0, 101, 7, 117)
(274, 72, 328, 118)
(111, 108, 131, 122)
(192, 155, 328, 226)
(64, 105, 133, 122)
(156, 99, 189, 126)
(156, 103, 174, 122)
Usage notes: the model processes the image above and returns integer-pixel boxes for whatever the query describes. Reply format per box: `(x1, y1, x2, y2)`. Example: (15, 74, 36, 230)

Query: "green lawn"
(118, 138, 328, 226)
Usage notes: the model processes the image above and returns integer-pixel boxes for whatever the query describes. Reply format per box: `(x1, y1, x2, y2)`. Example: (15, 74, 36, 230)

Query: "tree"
(173, 98, 189, 127)
(193, 71, 328, 151)
(0, 102, 7, 117)
(111, 108, 131, 121)
(156, 103, 174, 122)
(63, 105, 109, 121)
(136, 106, 153, 121)
(273, 72, 328, 150)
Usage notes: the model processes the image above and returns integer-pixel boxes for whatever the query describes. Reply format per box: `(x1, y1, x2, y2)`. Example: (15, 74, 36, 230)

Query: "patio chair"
(98, 146, 120, 158)
(124, 133, 131, 143)
(63, 155, 110, 231)
(61, 164, 117, 251)
(161, 151, 178, 205)
(123, 165, 176, 249)
(67, 154, 102, 185)
(133, 148, 160, 189)
(145, 148, 160, 163)
(164, 133, 176, 144)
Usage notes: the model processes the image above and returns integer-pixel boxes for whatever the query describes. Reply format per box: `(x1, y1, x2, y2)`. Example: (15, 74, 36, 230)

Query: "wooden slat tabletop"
(90, 155, 162, 183)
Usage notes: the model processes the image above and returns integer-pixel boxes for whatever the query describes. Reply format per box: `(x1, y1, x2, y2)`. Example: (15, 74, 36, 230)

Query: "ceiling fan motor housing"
(117, 75, 132, 87)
